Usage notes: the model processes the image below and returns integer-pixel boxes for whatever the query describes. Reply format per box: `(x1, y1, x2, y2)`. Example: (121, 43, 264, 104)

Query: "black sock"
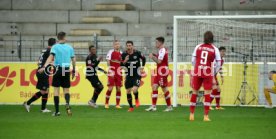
(54, 96, 59, 113)
(134, 91, 139, 100)
(92, 91, 99, 103)
(127, 94, 133, 108)
(27, 91, 42, 105)
(41, 94, 48, 110)
(65, 93, 70, 105)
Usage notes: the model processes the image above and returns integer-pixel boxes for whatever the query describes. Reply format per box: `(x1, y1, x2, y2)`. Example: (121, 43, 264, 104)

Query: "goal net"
(172, 15, 276, 107)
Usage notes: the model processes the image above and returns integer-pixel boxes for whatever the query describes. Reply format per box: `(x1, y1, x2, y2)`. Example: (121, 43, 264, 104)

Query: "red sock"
(116, 91, 121, 106)
(216, 92, 221, 107)
(164, 91, 171, 106)
(210, 89, 217, 104)
(152, 91, 158, 106)
(105, 90, 111, 105)
(190, 94, 197, 114)
(204, 94, 211, 115)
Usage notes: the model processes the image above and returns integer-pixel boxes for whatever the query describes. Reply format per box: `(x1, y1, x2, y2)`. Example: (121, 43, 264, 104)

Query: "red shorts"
(192, 75, 213, 90)
(107, 75, 122, 87)
(153, 75, 168, 87)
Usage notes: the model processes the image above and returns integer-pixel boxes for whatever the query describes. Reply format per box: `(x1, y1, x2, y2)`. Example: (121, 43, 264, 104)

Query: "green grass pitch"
(0, 105, 275, 139)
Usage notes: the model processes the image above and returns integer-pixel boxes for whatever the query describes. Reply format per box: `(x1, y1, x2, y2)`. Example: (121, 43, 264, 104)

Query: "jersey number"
(200, 51, 208, 65)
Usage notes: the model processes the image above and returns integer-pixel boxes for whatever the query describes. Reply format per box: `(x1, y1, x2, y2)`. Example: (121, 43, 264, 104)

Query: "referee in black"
(38, 32, 76, 116)
(23, 38, 56, 113)
(86, 45, 107, 108)
(121, 41, 146, 112)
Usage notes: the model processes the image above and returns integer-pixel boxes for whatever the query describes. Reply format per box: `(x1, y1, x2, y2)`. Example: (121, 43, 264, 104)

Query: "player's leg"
(115, 75, 123, 108)
(159, 75, 172, 112)
(88, 77, 104, 108)
(105, 76, 114, 109)
(53, 87, 60, 116)
(90, 85, 103, 107)
(62, 70, 72, 116)
(190, 89, 199, 121)
(133, 86, 140, 108)
(145, 74, 159, 111)
(125, 77, 134, 111)
(203, 89, 212, 121)
(127, 88, 134, 112)
(40, 89, 51, 113)
(210, 77, 218, 110)
(23, 72, 44, 112)
(52, 69, 62, 116)
(63, 88, 72, 116)
(189, 76, 202, 121)
(115, 86, 122, 109)
(25, 91, 42, 106)
(215, 85, 224, 110)
(162, 86, 173, 112)
(145, 83, 159, 111)
(264, 86, 276, 108)
(133, 91, 139, 107)
(40, 72, 51, 113)
(202, 77, 213, 122)
(23, 91, 42, 112)
(105, 86, 113, 109)
(133, 77, 141, 108)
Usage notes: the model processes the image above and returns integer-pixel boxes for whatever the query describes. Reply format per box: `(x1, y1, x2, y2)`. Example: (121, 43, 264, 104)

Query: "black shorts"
(125, 76, 141, 89)
(36, 72, 49, 91)
(87, 76, 103, 88)
(52, 67, 71, 88)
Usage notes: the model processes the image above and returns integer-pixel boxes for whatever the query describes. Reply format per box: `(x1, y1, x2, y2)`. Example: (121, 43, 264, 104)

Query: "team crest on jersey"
(133, 56, 137, 59)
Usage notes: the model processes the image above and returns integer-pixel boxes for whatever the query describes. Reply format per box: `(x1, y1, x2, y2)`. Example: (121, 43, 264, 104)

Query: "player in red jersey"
(210, 47, 226, 110)
(105, 40, 123, 109)
(190, 31, 221, 121)
(145, 37, 173, 112)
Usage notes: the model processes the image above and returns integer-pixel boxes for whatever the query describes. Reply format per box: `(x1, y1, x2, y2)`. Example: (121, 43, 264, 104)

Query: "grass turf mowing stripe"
(0, 105, 275, 139)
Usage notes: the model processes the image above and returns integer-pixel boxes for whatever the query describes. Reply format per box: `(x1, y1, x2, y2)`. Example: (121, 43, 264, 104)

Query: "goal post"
(173, 15, 276, 107)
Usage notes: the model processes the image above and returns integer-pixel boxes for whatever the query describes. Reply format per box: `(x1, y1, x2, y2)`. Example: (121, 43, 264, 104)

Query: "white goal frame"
(172, 15, 276, 107)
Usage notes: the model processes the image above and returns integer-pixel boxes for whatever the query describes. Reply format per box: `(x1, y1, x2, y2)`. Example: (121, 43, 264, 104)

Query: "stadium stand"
(0, 0, 276, 61)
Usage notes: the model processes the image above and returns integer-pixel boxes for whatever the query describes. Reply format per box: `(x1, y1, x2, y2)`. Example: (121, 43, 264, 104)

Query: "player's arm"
(150, 49, 164, 64)
(71, 57, 76, 79)
(38, 46, 57, 73)
(97, 67, 107, 74)
(139, 51, 146, 67)
(70, 47, 76, 79)
(150, 54, 161, 64)
(92, 57, 101, 68)
(107, 60, 111, 67)
(37, 50, 44, 66)
(121, 53, 129, 66)
(37, 58, 40, 66)
(93, 56, 107, 74)
(138, 51, 146, 73)
(71, 57, 76, 70)
(219, 68, 224, 85)
(214, 47, 222, 74)
(191, 47, 197, 66)
(191, 57, 196, 67)
(38, 54, 54, 73)
(106, 50, 112, 66)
